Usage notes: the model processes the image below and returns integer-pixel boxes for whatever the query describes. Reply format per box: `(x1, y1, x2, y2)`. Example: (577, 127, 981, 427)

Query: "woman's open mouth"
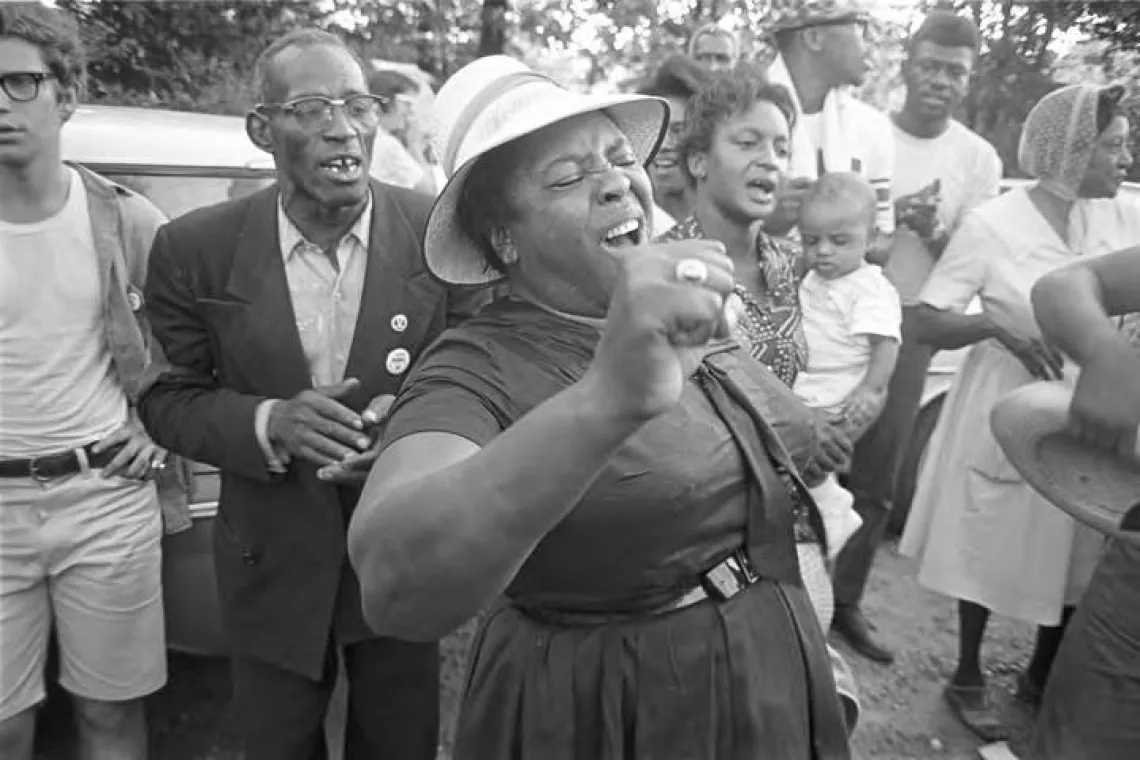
(746, 177, 777, 203)
(601, 218, 645, 250)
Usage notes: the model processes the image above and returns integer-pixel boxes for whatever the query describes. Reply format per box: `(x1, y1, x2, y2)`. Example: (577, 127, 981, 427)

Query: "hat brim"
(423, 93, 668, 286)
(770, 12, 870, 34)
(991, 381, 1140, 545)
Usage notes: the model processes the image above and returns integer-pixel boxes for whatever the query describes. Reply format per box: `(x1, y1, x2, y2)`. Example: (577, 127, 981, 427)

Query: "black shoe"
(832, 606, 895, 664)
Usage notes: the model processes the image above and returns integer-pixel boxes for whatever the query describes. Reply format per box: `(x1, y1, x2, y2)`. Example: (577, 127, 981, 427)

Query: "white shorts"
(0, 470, 166, 720)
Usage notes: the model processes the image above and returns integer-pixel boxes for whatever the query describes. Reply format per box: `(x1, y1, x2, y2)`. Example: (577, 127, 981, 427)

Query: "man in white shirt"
(0, 4, 175, 758)
(761, 0, 895, 247)
(833, 10, 1002, 664)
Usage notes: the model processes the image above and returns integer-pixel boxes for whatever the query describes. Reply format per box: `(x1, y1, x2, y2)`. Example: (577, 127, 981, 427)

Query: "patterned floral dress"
(658, 215, 808, 386)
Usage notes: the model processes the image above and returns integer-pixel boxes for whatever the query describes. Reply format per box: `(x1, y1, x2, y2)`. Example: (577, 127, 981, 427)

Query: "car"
(63, 104, 277, 656)
(888, 177, 1140, 535)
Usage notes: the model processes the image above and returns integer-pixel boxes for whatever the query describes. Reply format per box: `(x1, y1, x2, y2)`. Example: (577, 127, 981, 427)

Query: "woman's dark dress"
(381, 299, 849, 759)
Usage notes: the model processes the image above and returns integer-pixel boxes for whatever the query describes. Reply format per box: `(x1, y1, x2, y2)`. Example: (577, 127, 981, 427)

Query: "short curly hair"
(0, 2, 86, 99)
(679, 65, 796, 183)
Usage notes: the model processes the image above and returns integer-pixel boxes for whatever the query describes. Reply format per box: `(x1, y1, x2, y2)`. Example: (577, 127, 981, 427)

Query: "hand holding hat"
(992, 376, 1140, 544)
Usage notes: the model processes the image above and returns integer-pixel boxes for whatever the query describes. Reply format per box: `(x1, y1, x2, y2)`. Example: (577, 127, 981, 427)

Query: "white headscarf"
(1018, 83, 1124, 201)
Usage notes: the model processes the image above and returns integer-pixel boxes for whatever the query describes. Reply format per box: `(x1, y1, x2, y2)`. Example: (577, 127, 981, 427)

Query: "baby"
(794, 172, 902, 626)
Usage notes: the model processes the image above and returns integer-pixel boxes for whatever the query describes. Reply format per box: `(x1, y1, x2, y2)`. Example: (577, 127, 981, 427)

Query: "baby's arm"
(831, 336, 900, 442)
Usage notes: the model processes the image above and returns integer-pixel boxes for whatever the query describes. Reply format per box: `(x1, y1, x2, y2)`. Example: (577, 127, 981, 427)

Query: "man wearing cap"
(831, 10, 1003, 666)
(762, 0, 894, 248)
(760, 0, 900, 663)
(137, 28, 489, 760)
(0, 5, 190, 757)
(688, 22, 739, 73)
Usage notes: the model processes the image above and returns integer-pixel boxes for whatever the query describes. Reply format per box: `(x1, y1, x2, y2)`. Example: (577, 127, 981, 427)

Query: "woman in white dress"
(899, 83, 1139, 741)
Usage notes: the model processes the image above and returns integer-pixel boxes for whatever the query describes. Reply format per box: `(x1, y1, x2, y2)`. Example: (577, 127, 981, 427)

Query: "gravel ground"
(35, 542, 1041, 760)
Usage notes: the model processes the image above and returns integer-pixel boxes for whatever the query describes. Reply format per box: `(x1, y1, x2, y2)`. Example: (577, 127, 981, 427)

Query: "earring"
(491, 229, 519, 265)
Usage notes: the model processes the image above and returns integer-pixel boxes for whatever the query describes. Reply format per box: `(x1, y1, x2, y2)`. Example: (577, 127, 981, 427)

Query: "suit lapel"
(224, 186, 312, 394)
(342, 183, 423, 383)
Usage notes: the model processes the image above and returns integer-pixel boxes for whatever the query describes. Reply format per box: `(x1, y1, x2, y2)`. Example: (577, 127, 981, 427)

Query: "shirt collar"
(277, 189, 373, 260)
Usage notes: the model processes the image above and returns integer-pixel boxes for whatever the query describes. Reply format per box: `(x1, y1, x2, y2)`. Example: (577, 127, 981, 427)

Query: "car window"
(102, 172, 274, 219)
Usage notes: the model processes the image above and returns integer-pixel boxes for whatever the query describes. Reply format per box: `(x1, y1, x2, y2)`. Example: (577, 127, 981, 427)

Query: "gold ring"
(674, 258, 710, 286)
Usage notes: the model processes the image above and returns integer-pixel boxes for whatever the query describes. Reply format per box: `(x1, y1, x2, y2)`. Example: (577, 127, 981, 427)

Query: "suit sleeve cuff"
(255, 399, 289, 474)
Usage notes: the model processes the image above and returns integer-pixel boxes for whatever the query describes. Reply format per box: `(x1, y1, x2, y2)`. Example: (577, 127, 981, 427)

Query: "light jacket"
(76, 163, 193, 534)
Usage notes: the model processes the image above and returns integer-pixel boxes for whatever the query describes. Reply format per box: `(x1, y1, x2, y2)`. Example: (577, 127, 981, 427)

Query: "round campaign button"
(386, 348, 411, 375)
(390, 313, 408, 333)
(128, 291, 142, 311)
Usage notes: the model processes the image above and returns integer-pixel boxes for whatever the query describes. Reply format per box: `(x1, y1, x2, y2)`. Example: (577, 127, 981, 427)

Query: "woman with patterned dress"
(656, 67, 861, 721)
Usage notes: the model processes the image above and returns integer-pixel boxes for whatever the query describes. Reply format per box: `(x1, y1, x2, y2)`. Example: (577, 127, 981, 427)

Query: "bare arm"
(1033, 245, 1140, 361)
(1032, 246, 1140, 455)
(830, 335, 899, 442)
(348, 379, 641, 641)
(909, 303, 997, 351)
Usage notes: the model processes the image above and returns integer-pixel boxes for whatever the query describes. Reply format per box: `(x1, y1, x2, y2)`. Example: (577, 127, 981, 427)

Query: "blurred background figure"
(688, 22, 739, 73)
(637, 54, 712, 232)
(367, 67, 438, 194)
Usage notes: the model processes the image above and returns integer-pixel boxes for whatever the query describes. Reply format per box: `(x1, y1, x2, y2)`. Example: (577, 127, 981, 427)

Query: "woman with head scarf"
(898, 83, 1138, 740)
(346, 55, 854, 758)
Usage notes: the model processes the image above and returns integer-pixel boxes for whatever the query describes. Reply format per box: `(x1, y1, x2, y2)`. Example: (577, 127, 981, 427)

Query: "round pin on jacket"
(385, 348, 411, 375)
(128, 291, 142, 311)
(391, 313, 408, 332)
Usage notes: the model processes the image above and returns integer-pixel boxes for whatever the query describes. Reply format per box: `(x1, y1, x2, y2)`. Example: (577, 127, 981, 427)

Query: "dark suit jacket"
(138, 181, 491, 680)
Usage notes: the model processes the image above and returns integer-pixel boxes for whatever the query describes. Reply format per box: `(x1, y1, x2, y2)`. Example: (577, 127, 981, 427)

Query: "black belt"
(0, 443, 124, 481)
(513, 548, 760, 627)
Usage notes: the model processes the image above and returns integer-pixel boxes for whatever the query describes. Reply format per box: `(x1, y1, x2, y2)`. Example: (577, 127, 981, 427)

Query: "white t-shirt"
(0, 167, 129, 456)
(892, 118, 1003, 233)
(793, 265, 902, 411)
(800, 99, 895, 234)
(370, 130, 427, 190)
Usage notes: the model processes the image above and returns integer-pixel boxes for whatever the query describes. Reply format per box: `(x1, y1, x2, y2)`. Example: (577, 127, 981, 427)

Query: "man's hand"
(267, 379, 371, 468)
(894, 179, 941, 240)
(764, 176, 815, 237)
(93, 414, 167, 480)
(317, 394, 396, 484)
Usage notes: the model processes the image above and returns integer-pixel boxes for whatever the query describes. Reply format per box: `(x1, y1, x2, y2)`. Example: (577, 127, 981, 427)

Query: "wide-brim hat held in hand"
(991, 381, 1140, 544)
(424, 55, 668, 286)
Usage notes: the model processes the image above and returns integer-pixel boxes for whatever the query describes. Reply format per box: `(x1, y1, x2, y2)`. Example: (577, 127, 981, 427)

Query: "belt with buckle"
(0, 443, 124, 481)
(515, 548, 760, 627)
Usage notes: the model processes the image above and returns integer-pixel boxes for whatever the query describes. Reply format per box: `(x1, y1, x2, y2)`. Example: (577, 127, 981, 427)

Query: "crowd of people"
(2, 0, 1140, 759)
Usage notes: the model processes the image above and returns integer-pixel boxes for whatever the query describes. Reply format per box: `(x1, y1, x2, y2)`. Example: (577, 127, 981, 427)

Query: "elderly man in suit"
(137, 28, 489, 760)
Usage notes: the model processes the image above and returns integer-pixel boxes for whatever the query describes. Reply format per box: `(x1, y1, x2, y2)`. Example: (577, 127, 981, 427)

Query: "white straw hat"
(991, 381, 1140, 544)
(424, 55, 668, 286)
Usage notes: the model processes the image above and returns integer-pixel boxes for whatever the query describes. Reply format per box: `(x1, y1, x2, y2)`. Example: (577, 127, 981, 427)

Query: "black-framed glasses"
(255, 94, 388, 132)
(0, 72, 55, 103)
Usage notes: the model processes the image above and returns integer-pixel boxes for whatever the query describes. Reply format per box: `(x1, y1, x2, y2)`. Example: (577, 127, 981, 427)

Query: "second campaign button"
(390, 313, 408, 332)
(385, 348, 411, 375)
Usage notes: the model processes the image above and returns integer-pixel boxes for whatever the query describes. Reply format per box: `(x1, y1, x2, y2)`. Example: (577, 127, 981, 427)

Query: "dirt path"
(36, 543, 1042, 759)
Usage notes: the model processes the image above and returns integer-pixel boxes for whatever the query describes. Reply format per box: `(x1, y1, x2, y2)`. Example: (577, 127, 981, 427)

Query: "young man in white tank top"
(0, 5, 171, 759)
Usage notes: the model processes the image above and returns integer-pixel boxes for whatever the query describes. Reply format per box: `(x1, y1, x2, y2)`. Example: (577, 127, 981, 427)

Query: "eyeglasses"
(256, 94, 388, 132)
(0, 72, 54, 103)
